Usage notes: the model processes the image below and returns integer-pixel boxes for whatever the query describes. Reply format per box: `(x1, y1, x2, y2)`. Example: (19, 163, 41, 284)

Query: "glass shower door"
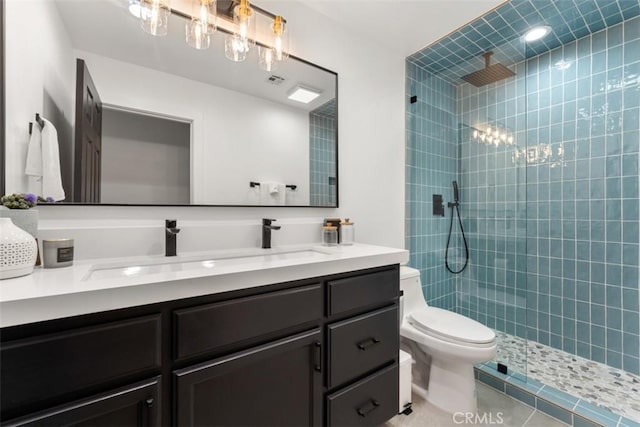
(453, 42, 529, 379)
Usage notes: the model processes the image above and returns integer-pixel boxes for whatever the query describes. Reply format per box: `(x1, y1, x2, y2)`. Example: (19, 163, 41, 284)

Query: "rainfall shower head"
(461, 52, 515, 87)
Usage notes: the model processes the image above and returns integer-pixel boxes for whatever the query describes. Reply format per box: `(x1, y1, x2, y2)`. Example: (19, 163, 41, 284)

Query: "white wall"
(31, 0, 406, 256)
(76, 50, 310, 206)
(101, 108, 191, 205)
(4, 0, 75, 198)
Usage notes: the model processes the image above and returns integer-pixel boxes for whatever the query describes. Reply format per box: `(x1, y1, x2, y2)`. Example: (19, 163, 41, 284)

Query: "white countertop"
(0, 243, 408, 328)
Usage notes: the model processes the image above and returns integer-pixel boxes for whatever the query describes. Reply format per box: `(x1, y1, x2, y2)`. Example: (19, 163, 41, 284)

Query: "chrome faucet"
(165, 219, 181, 256)
(262, 218, 281, 249)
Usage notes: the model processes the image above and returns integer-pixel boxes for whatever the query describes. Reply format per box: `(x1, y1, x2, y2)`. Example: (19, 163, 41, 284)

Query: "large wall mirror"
(2, 0, 338, 207)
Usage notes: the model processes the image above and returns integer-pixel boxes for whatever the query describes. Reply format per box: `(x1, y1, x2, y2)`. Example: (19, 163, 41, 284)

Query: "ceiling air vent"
(266, 75, 285, 85)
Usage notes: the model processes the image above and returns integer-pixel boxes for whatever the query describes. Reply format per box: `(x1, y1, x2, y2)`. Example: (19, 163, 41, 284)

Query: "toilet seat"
(408, 307, 495, 346)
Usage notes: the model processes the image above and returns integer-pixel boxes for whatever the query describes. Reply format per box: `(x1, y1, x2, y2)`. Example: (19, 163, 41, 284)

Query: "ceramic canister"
(42, 239, 74, 268)
(0, 218, 38, 279)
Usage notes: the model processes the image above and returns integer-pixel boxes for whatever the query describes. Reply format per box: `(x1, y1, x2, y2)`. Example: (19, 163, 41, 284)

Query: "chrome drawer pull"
(357, 337, 381, 351)
(357, 399, 380, 417)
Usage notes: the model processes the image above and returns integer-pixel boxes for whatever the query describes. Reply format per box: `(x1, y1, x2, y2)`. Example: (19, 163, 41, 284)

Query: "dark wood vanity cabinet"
(0, 265, 399, 426)
(175, 329, 323, 426)
(4, 377, 161, 427)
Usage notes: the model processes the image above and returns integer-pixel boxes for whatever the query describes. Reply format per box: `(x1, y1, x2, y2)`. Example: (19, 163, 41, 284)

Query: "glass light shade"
(193, 0, 216, 34)
(140, 0, 170, 36)
(259, 46, 277, 71)
(129, 0, 142, 18)
(233, 0, 255, 49)
(186, 19, 211, 49)
(225, 33, 248, 62)
(270, 16, 289, 61)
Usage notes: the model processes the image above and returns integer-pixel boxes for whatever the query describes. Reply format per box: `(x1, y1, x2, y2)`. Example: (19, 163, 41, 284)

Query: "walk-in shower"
(406, 0, 640, 424)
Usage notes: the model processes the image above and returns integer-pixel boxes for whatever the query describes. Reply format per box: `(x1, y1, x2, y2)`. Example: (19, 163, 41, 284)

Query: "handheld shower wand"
(445, 181, 469, 274)
(452, 181, 459, 204)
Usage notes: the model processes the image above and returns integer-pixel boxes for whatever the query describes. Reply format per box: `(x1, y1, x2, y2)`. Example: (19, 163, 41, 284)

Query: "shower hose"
(445, 202, 469, 274)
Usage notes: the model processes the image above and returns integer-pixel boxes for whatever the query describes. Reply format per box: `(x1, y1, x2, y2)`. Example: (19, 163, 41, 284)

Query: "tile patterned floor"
(385, 382, 568, 427)
(493, 331, 640, 422)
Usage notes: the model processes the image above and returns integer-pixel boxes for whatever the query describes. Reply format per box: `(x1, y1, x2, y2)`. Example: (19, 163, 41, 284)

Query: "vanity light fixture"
(288, 85, 321, 104)
(523, 26, 551, 42)
(258, 15, 289, 71)
(128, 0, 142, 18)
(138, 0, 290, 68)
(225, 33, 250, 61)
(259, 46, 277, 71)
(271, 15, 289, 61)
(224, 0, 255, 60)
(186, 0, 216, 50)
(140, 0, 171, 36)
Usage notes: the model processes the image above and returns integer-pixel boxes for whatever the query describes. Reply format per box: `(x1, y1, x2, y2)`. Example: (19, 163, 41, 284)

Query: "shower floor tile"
(493, 331, 640, 422)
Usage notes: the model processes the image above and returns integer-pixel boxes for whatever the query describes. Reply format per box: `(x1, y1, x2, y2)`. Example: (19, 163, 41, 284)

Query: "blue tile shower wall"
(406, 60, 459, 310)
(519, 17, 639, 374)
(453, 17, 640, 375)
(309, 100, 336, 206)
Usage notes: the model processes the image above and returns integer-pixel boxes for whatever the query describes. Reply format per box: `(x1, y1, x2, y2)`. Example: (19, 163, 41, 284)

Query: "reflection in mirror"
(3, 0, 338, 207)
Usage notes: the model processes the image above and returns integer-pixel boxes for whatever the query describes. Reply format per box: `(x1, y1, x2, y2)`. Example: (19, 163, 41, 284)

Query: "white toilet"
(399, 266, 496, 414)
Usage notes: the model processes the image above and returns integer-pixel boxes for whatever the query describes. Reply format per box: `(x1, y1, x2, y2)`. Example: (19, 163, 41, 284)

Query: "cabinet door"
(4, 377, 160, 427)
(1, 315, 161, 418)
(175, 329, 322, 427)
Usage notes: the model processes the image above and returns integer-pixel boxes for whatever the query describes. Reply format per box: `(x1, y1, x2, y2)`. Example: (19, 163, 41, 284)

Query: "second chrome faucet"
(261, 218, 281, 249)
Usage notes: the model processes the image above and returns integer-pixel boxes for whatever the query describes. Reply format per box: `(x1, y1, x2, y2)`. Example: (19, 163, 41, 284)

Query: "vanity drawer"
(174, 283, 322, 360)
(327, 305, 398, 388)
(326, 363, 398, 426)
(0, 315, 161, 416)
(327, 268, 398, 316)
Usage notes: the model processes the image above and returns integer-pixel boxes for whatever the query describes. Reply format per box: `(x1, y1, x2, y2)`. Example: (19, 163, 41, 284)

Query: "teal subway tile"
(574, 415, 605, 427)
(535, 399, 574, 425)
(591, 346, 606, 364)
(606, 350, 623, 369)
(522, 377, 545, 393)
(537, 385, 579, 409)
(477, 371, 506, 392)
(619, 417, 640, 427)
(505, 384, 536, 407)
(575, 400, 622, 427)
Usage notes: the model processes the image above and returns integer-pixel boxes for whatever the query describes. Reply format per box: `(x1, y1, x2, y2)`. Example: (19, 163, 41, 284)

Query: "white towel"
(260, 181, 285, 205)
(25, 123, 43, 179)
(24, 118, 65, 201)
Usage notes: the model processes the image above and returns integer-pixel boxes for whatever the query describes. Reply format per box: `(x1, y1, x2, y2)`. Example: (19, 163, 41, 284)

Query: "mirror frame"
(1, 0, 5, 196)
(0, 0, 340, 208)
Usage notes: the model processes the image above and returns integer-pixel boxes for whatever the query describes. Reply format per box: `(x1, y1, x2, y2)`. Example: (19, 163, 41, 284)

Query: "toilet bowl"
(399, 266, 496, 414)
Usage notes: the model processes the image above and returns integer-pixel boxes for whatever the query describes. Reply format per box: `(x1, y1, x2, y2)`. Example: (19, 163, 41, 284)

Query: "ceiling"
(53, 0, 507, 107)
(296, 0, 506, 56)
(54, 0, 336, 111)
(408, 0, 640, 85)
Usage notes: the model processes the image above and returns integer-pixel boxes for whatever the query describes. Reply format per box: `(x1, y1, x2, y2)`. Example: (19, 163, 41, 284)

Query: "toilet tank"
(400, 266, 429, 318)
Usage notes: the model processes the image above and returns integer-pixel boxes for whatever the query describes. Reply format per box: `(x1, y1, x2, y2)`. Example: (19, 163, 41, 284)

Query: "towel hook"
(29, 113, 46, 135)
(35, 113, 45, 129)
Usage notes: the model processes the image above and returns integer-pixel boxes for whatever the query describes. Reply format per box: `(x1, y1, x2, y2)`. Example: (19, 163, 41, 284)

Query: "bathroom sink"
(86, 248, 332, 281)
